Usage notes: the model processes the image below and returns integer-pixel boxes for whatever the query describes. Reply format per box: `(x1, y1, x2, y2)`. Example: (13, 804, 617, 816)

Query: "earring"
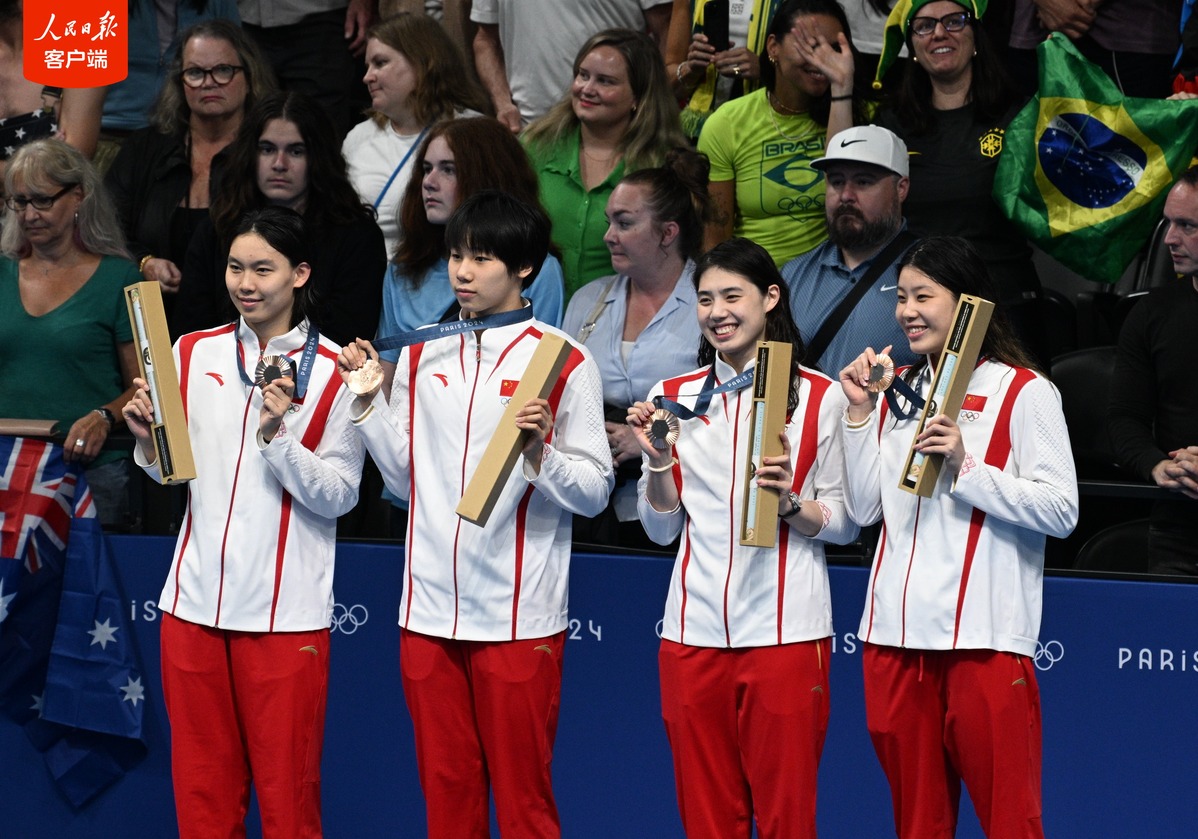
(74, 211, 79, 225)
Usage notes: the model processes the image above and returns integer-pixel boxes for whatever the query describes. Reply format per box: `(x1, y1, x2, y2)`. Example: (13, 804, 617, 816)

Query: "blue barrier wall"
(3, 537, 1196, 837)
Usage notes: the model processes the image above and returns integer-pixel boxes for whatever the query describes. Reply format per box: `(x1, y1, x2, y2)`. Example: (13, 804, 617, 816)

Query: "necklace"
(765, 100, 810, 142)
(581, 144, 619, 163)
(769, 90, 805, 115)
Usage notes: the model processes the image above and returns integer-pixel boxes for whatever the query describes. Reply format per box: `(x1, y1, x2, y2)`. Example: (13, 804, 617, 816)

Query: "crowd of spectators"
(1, 0, 1193, 574)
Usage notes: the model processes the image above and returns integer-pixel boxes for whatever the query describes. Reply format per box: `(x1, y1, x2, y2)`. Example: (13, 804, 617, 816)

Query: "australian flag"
(0, 436, 146, 807)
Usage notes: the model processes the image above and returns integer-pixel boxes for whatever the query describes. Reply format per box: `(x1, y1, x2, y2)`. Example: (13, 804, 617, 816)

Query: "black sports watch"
(93, 407, 116, 429)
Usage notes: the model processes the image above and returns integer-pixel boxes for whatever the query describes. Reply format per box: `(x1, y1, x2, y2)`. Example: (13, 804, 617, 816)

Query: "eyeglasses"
(181, 64, 244, 87)
(909, 11, 972, 36)
(5, 185, 75, 212)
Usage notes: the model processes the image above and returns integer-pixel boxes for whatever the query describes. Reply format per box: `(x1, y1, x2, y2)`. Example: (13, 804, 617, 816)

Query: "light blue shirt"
(377, 255, 565, 364)
(781, 228, 918, 376)
(562, 261, 702, 409)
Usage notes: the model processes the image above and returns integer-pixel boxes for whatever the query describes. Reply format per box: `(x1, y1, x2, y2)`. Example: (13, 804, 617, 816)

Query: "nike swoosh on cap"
(840, 139, 867, 146)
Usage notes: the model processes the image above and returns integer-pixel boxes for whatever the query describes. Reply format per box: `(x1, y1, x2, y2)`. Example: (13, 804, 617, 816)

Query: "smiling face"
(696, 267, 780, 373)
(181, 35, 248, 122)
(571, 45, 637, 130)
(895, 265, 957, 364)
(256, 118, 309, 212)
(8, 173, 83, 253)
(421, 135, 459, 225)
(449, 248, 530, 318)
(908, 1, 975, 87)
(604, 181, 676, 276)
(226, 231, 311, 341)
(768, 14, 844, 101)
(363, 38, 418, 121)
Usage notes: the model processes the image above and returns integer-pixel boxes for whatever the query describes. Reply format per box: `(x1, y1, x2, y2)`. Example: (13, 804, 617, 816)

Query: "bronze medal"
(254, 354, 295, 389)
(866, 353, 895, 393)
(346, 358, 384, 396)
(644, 408, 681, 451)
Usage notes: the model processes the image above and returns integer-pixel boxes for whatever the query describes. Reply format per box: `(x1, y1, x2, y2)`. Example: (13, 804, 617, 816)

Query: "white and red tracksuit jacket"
(842, 358, 1079, 656)
(352, 318, 613, 642)
(137, 320, 363, 632)
(639, 357, 858, 649)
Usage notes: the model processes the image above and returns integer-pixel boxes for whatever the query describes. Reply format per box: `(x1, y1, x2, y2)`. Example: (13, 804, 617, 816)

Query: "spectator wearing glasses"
(870, 0, 1047, 364)
(0, 139, 140, 526)
(105, 20, 275, 325)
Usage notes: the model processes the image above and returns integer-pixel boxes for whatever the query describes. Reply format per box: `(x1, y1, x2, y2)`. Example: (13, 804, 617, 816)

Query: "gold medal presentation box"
(456, 333, 573, 527)
(899, 294, 994, 498)
(741, 340, 792, 548)
(124, 281, 196, 483)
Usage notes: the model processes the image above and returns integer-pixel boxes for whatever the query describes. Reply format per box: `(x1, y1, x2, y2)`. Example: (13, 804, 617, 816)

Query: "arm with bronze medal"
(255, 349, 364, 516)
(839, 343, 894, 425)
(838, 344, 895, 526)
(338, 337, 413, 502)
(627, 400, 681, 516)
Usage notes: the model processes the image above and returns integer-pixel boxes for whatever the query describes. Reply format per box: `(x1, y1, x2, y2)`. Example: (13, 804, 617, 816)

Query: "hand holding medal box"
(899, 294, 994, 497)
(124, 281, 196, 483)
(456, 333, 573, 527)
(740, 341, 792, 547)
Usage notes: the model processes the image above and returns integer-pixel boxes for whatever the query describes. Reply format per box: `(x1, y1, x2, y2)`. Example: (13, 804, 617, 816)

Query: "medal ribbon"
(236, 325, 321, 399)
(653, 366, 756, 420)
(372, 306, 535, 353)
(884, 375, 925, 420)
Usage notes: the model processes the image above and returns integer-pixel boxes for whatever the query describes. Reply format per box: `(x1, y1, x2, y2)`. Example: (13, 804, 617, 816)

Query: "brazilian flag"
(994, 34, 1198, 283)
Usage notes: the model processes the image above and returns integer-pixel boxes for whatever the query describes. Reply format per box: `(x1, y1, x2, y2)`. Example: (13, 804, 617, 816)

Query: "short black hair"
(443, 190, 550, 289)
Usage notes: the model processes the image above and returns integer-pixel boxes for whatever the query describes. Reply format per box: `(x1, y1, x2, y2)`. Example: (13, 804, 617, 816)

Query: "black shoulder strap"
(803, 230, 917, 365)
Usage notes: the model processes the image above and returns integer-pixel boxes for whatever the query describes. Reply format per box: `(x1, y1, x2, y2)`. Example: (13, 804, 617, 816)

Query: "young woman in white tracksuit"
(338, 191, 612, 839)
(627, 237, 858, 839)
(838, 236, 1078, 839)
(123, 207, 364, 839)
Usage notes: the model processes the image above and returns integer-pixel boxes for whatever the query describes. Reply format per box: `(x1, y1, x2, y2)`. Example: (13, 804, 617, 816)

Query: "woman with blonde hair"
(524, 28, 687, 298)
(342, 12, 487, 257)
(0, 139, 139, 524)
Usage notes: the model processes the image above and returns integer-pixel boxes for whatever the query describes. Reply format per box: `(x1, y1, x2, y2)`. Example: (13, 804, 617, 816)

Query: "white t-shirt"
(470, 0, 670, 125)
(342, 111, 480, 259)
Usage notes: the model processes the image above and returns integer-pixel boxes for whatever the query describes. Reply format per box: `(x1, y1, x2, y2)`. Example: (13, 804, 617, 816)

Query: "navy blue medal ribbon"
(654, 365, 756, 420)
(236, 325, 321, 399)
(883, 372, 925, 420)
(372, 306, 535, 353)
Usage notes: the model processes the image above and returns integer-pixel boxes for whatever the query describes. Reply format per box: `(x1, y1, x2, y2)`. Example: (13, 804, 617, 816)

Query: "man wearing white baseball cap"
(782, 124, 918, 375)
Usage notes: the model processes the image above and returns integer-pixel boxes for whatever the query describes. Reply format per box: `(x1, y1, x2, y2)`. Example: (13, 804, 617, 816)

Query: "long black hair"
(891, 5, 1015, 135)
(759, 0, 875, 127)
(899, 236, 1040, 376)
(212, 91, 373, 248)
(230, 207, 317, 331)
(693, 238, 806, 413)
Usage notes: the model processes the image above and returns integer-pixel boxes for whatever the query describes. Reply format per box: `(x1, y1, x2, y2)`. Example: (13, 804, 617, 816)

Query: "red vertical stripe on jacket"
(951, 368, 1035, 646)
